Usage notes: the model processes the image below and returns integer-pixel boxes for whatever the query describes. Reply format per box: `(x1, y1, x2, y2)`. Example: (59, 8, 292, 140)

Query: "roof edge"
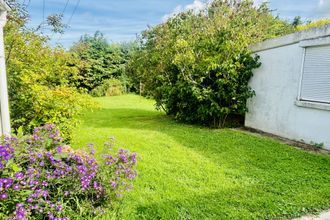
(250, 24, 330, 52)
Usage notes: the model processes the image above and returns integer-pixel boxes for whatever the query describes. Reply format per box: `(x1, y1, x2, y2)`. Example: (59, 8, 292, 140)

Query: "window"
(299, 44, 330, 104)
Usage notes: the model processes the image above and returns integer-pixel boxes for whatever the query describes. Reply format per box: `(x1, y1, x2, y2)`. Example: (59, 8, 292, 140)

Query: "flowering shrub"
(0, 124, 137, 219)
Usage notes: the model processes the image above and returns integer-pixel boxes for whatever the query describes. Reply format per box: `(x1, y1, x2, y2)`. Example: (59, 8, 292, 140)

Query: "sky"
(24, 0, 330, 48)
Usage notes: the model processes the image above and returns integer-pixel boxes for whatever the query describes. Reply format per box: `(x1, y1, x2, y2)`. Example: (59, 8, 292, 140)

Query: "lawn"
(72, 94, 330, 220)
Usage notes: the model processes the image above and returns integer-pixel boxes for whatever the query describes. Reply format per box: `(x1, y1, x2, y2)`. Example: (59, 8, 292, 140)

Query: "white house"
(245, 24, 330, 150)
(0, 0, 10, 135)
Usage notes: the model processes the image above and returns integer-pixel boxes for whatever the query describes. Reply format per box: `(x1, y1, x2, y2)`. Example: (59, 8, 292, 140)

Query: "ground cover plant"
(72, 95, 330, 219)
(0, 124, 137, 219)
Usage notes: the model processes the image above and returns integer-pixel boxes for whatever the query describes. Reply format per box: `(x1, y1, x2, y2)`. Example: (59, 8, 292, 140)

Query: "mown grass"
(72, 94, 330, 220)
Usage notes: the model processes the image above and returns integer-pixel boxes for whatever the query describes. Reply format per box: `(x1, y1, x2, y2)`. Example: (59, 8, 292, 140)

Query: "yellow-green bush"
(297, 19, 330, 31)
(91, 78, 124, 97)
(5, 11, 96, 140)
(29, 86, 95, 140)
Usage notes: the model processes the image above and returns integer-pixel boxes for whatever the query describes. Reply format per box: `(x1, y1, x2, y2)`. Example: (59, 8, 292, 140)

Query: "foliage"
(73, 95, 330, 219)
(128, 0, 294, 127)
(27, 86, 95, 140)
(296, 18, 330, 31)
(291, 16, 303, 28)
(0, 124, 137, 219)
(70, 32, 136, 92)
(6, 0, 66, 34)
(43, 14, 67, 34)
(117, 42, 139, 93)
(91, 78, 124, 97)
(5, 7, 96, 140)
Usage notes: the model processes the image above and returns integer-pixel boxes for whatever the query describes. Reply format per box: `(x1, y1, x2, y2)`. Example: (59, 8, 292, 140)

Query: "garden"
(1, 0, 330, 219)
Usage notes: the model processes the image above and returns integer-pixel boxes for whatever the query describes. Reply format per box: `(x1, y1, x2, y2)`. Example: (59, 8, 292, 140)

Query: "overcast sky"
(24, 0, 330, 48)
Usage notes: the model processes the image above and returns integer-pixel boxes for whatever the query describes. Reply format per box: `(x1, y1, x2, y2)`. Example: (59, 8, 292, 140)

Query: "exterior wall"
(0, 108, 2, 134)
(0, 9, 10, 135)
(245, 25, 330, 149)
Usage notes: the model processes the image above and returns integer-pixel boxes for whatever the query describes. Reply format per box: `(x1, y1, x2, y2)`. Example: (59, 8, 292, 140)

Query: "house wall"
(0, 10, 10, 135)
(0, 108, 2, 134)
(245, 25, 330, 149)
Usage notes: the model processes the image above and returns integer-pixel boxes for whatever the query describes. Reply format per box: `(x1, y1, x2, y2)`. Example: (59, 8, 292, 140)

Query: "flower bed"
(0, 124, 137, 219)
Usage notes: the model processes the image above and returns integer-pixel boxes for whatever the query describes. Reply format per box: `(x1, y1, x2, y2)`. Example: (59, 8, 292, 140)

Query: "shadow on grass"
(83, 107, 330, 182)
(80, 107, 330, 219)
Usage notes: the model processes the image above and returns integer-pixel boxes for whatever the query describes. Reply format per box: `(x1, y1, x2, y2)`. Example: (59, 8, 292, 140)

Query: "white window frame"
(296, 37, 330, 111)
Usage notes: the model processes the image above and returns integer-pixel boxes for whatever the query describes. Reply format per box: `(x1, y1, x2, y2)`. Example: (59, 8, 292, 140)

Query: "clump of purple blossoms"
(0, 124, 138, 219)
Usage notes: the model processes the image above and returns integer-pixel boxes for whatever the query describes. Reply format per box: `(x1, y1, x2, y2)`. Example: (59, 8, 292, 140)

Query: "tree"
(128, 0, 295, 127)
(70, 31, 133, 92)
(292, 16, 303, 27)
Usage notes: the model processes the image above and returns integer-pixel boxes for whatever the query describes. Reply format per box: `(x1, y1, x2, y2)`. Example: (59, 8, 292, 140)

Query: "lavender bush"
(0, 124, 137, 219)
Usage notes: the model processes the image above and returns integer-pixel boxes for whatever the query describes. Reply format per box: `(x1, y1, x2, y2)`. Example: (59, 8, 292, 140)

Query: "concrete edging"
(250, 24, 330, 52)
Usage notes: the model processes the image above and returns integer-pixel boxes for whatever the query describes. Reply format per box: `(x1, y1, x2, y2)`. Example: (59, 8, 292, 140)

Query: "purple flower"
(48, 213, 54, 219)
(0, 192, 8, 200)
(110, 181, 117, 189)
(0, 145, 14, 161)
(42, 190, 48, 198)
(56, 146, 63, 154)
(93, 181, 99, 189)
(15, 204, 27, 220)
(56, 205, 63, 212)
(131, 153, 137, 164)
(15, 172, 24, 180)
(44, 124, 55, 130)
(33, 134, 40, 140)
(2, 178, 13, 189)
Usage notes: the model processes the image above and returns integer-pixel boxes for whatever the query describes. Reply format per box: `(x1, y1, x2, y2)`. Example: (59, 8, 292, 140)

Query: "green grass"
(72, 94, 330, 220)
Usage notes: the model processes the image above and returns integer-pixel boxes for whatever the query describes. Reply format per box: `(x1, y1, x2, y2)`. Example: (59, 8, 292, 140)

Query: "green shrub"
(0, 124, 137, 219)
(91, 78, 124, 97)
(28, 86, 96, 140)
(129, 0, 293, 127)
(5, 13, 96, 140)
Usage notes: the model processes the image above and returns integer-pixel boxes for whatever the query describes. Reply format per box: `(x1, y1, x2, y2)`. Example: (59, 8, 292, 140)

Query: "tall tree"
(128, 0, 295, 127)
(70, 31, 129, 91)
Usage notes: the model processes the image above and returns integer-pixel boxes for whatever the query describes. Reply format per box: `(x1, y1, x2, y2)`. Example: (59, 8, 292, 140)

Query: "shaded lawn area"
(72, 94, 330, 219)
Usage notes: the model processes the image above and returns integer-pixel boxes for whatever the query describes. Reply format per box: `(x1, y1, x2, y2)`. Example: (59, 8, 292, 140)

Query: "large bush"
(128, 0, 295, 127)
(0, 124, 137, 219)
(5, 6, 96, 140)
(91, 78, 124, 97)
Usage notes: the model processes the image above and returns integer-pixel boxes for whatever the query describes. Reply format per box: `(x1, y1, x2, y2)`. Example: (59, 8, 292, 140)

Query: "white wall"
(245, 25, 330, 149)
(0, 10, 10, 135)
(0, 108, 2, 134)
